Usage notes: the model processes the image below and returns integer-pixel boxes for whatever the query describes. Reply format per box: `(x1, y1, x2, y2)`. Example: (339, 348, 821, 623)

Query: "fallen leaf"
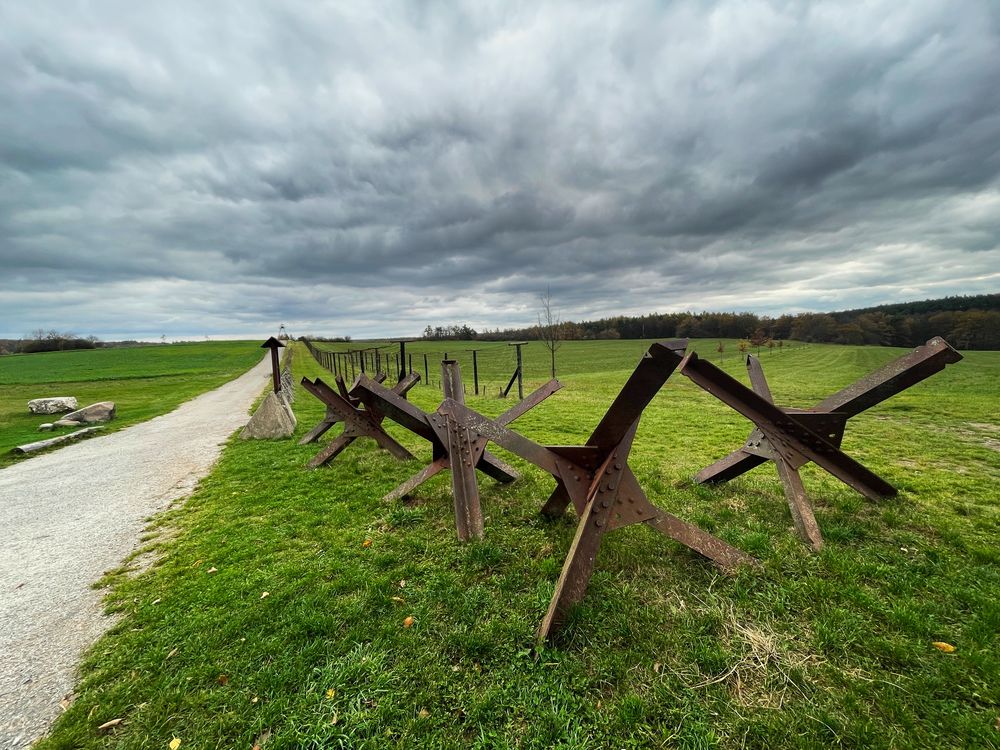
(169, 738, 181, 750)
(60, 693, 76, 711)
(97, 718, 122, 731)
(362, 539, 373, 548)
(391, 596, 404, 603)
(191, 559, 203, 568)
(932, 641, 956, 653)
(166, 647, 178, 659)
(251, 695, 259, 704)
(451, 665, 460, 672)
(418, 708, 430, 718)
(399, 580, 406, 588)
(252, 728, 271, 749)
(216, 674, 229, 686)
(206, 567, 218, 574)
(403, 616, 415, 628)
(330, 712, 339, 725)
(653, 662, 662, 673)
(151, 598, 161, 605)
(326, 688, 335, 699)
(260, 591, 270, 599)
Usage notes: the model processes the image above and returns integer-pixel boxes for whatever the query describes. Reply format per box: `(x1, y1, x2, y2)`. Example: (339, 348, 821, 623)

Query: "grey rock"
(38, 424, 55, 432)
(27, 397, 78, 415)
(240, 391, 296, 439)
(53, 419, 82, 428)
(14, 427, 103, 454)
(62, 402, 116, 424)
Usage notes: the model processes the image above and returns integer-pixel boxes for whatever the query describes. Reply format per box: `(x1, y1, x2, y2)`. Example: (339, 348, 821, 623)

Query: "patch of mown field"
(0, 342, 263, 467)
(38, 340, 999, 749)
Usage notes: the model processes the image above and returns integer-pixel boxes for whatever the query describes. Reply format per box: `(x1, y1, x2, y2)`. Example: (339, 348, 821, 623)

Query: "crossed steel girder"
(681, 337, 962, 549)
(299, 371, 395, 445)
(350, 362, 562, 541)
(427, 340, 757, 641)
(299, 372, 420, 469)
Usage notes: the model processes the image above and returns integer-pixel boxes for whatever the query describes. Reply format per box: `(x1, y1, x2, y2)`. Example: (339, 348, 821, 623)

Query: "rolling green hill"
(0, 341, 263, 465)
(37, 339, 1000, 749)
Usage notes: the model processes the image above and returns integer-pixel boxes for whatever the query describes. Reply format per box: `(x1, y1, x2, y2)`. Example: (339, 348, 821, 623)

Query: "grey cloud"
(1, 0, 999, 339)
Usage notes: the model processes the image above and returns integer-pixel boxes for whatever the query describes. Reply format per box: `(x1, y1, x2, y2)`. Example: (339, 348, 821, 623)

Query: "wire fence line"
(300, 337, 805, 399)
(301, 339, 539, 398)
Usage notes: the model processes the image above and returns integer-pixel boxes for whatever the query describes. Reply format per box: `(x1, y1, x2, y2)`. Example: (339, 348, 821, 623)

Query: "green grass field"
(0, 342, 263, 467)
(36, 339, 999, 749)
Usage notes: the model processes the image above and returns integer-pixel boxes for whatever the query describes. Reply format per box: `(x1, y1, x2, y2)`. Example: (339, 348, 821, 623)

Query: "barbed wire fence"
(300, 339, 538, 399)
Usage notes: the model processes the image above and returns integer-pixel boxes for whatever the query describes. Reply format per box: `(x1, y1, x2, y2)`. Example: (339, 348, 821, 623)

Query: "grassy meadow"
(36, 339, 999, 749)
(0, 342, 263, 467)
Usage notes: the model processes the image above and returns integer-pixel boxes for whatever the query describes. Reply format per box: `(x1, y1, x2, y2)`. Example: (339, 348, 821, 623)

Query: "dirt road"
(0, 355, 271, 748)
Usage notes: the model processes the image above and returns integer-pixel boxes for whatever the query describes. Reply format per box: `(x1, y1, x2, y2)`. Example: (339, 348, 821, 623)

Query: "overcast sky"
(1, 1, 998, 340)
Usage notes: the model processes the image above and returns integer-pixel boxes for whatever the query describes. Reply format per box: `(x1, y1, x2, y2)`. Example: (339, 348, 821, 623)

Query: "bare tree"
(537, 286, 562, 378)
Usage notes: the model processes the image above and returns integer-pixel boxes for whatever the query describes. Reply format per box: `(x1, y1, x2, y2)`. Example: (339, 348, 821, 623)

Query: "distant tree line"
(424, 293, 999, 350)
(300, 334, 350, 343)
(422, 324, 479, 340)
(5, 329, 103, 354)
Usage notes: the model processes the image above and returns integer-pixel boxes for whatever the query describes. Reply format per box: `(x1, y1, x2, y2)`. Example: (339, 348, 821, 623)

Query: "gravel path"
(0, 355, 272, 749)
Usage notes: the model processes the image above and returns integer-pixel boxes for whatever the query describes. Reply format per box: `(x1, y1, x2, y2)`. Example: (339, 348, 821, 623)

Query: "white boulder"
(28, 397, 78, 415)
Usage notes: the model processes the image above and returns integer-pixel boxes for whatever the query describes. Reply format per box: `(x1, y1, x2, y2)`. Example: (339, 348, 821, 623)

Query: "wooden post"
(508, 342, 526, 400)
(423, 354, 429, 385)
(472, 350, 480, 395)
(261, 337, 284, 393)
(397, 341, 407, 382)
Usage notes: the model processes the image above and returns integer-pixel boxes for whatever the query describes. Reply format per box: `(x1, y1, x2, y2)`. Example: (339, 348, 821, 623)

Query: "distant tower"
(278, 324, 289, 341)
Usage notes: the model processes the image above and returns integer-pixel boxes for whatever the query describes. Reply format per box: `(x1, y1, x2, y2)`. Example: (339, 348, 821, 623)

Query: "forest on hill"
(426, 293, 1000, 350)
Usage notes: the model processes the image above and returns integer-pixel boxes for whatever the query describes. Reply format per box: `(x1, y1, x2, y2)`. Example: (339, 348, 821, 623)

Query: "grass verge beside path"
(37, 341, 999, 749)
(0, 342, 262, 467)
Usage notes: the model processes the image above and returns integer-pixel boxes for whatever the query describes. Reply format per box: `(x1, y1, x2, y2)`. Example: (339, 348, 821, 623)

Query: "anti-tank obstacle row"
(295, 335, 963, 643)
(352, 361, 563, 539)
(331, 342, 757, 641)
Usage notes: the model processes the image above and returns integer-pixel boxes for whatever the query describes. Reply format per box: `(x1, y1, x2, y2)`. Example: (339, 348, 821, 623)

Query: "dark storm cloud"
(1, 0, 999, 339)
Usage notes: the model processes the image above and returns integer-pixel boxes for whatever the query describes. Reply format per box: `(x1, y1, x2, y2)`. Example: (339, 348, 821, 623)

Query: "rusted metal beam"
(299, 371, 408, 446)
(351, 375, 438, 441)
(496, 379, 563, 425)
(538, 427, 636, 638)
(432, 340, 754, 642)
(814, 336, 962, 416)
(686, 337, 962, 548)
(746, 356, 823, 550)
(589, 339, 688, 447)
(300, 376, 417, 468)
(696, 338, 963, 486)
(681, 352, 895, 500)
(351, 363, 562, 539)
(535, 418, 757, 641)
